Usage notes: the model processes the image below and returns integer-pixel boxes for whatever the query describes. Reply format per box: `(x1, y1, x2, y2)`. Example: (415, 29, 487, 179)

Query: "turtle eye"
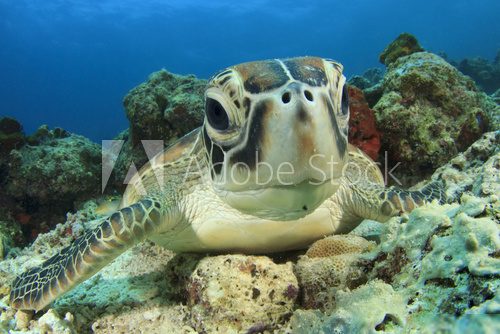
(341, 85, 349, 116)
(206, 98, 229, 130)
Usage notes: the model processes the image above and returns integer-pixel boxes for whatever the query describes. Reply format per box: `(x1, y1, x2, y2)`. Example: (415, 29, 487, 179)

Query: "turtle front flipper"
(351, 180, 446, 223)
(10, 197, 164, 311)
(376, 181, 446, 219)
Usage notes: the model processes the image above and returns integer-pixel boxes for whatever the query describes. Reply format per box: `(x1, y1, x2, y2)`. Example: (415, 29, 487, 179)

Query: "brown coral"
(296, 235, 375, 309)
(305, 235, 375, 258)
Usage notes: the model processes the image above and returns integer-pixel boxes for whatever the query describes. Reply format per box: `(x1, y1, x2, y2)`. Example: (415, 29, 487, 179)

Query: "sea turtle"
(10, 57, 443, 311)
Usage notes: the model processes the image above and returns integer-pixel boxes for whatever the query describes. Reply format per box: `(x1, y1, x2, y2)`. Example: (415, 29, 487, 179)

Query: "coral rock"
(348, 68, 384, 90)
(305, 234, 375, 258)
(0, 117, 25, 157)
(36, 309, 77, 334)
(491, 88, 500, 104)
(296, 235, 375, 309)
(455, 52, 500, 94)
(432, 131, 500, 201)
(6, 129, 101, 205)
(347, 86, 382, 160)
(379, 32, 424, 66)
(14, 310, 32, 330)
(373, 52, 499, 183)
(288, 281, 406, 334)
(187, 254, 298, 333)
(123, 69, 205, 146)
(110, 70, 206, 191)
(4, 127, 101, 231)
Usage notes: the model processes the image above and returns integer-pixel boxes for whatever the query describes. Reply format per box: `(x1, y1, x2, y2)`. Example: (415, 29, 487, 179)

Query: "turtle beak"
(258, 81, 347, 185)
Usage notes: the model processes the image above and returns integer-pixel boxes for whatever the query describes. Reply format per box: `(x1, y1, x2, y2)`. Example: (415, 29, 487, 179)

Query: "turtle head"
(203, 57, 349, 220)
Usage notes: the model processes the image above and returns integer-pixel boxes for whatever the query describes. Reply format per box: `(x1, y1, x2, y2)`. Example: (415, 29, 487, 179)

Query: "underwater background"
(1, 0, 499, 141)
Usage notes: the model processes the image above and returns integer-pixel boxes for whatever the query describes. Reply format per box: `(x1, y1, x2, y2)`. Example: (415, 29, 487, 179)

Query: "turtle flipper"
(377, 181, 446, 219)
(349, 180, 446, 223)
(10, 197, 163, 311)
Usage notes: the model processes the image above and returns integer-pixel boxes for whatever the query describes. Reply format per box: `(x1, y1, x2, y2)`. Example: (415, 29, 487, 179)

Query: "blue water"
(1, 0, 499, 142)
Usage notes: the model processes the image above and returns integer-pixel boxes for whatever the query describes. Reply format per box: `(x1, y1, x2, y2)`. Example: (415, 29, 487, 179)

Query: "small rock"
(143, 308, 162, 321)
(379, 32, 424, 66)
(15, 309, 33, 330)
(37, 309, 77, 334)
(187, 254, 298, 333)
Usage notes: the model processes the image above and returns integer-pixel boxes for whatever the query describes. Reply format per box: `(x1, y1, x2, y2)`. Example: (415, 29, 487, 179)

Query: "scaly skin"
(10, 197, 164, 311)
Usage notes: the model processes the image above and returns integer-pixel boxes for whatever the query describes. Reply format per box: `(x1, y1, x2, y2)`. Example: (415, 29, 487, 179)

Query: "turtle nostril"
(282, 92, 291, 104)
(304, 90, 314, 102)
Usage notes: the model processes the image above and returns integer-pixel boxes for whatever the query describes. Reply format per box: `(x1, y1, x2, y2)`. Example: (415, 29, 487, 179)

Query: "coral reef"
(432, 131, 499, 202)
(0, 117, 25, 217)
(379, 33, 424, 66)
(0, 54, 499, 333)
(0, 131, 498, 334)
(348, 67, 384, 90)
(289, 280, 407, 333)
(288, 192, 499, 333)
(0, 220, 23, 259)
(0, 117, 25, 157)
(492, 88, 500, 104)
(347, 86, 382, 160)
(3, 126, 102, 237)
(5, 126, 101, 204)
(373, 51, 498, 184)
(108, 70, 206, 192)
(124, 69, 206, 146)
(287, 131, 500, 333)
(453, 51, 500, 94)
